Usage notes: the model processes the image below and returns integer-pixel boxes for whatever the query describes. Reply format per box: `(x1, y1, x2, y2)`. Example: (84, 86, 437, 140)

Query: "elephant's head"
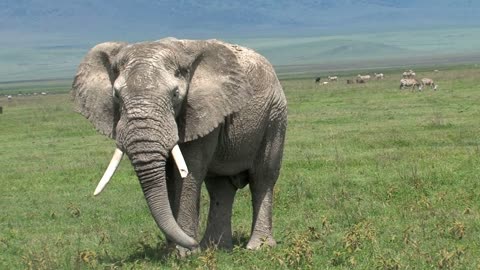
(71, 38, 252, 249)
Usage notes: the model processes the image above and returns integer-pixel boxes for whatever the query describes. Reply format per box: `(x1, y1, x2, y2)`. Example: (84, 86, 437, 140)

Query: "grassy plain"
(0, 79, 71, 95)
(1, 66, 480, 269)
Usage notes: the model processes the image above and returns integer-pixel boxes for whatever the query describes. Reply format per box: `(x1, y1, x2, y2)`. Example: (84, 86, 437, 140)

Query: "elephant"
(71, 38, 287, 253)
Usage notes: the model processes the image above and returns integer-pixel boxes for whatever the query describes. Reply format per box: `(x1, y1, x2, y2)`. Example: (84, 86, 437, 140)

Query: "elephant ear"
(176, 40, 253, 142)
(71, 42, 127, 139)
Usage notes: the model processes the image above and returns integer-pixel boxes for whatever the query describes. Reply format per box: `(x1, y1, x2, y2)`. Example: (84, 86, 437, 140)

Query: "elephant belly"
(206, 170, 249, 189)
(208, 132, 259, 176)
(208, 158, 252, 176)
(208, 102, 270, 177)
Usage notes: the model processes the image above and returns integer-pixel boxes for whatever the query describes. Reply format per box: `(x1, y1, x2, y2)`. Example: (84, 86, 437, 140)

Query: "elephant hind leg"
(201, 175, 238, 250)
(247, 116, 286, 250)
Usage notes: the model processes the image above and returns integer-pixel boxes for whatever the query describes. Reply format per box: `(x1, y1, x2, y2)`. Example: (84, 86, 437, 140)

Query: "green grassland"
(1, 66, 480, 269)
(0, 79, 72, 95)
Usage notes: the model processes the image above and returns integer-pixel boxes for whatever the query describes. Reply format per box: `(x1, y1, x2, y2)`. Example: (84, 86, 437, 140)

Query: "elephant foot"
(174, 244, 200, 258)
(246, 234, 276, 250)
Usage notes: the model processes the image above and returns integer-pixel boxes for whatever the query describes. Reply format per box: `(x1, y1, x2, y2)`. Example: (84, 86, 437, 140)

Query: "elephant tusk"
(93, 148, 124, 196)
(171, 144, 189, 178)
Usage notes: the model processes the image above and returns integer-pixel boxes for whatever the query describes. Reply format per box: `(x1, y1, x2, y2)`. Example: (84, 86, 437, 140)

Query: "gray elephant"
(71, 38, 287, 252)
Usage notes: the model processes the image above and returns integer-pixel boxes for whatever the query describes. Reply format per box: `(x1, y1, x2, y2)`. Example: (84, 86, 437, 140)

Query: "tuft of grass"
(22, 247, 58, 270)
(375, 254, 401, 270)
(437, 248, 465, 269)
(423, 112, 454, 129)
(343, 221, 376, 253)
(198, 247, 218, 270)
(448, 221, 466, 240)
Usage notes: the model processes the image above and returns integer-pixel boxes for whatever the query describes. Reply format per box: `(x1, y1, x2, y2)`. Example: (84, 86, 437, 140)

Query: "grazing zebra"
(357, 74, 371, 81)
(399, 78, 421, 90)
(374, 73, 384, 80)
(328, 75, 338, 81)
(421, 78, 437, 90)
(402, 70, 416, 78)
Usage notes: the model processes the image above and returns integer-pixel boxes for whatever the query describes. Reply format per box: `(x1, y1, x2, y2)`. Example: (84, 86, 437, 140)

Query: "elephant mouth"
(93, 144, 189, 196)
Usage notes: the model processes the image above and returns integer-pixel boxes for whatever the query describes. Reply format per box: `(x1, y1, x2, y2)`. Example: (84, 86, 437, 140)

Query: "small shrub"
(448, 221, 465, 240)
(283, 232, 315, 269)
(274, 227, 323, 270)
(66, 203, 81, 218)
(376, 253, 401, 270)
(22, 248, 57, 270)
(77, 250, 97, 268)
(437, 248, 464, 269)
(343, 221, 376, 253)
(197, 247, 217, 270)
(331, 250, 347, 266)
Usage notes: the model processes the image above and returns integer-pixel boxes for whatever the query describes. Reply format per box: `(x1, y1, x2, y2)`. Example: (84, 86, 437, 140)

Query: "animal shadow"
(99, 232, 268, 266)
(232, 231, 250, 248)
(99, 237, 174, 266)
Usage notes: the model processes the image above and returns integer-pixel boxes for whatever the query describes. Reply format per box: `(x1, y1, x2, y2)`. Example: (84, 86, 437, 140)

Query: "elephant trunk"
(134, 157, 198, 249)
(120, 113, 198, 249)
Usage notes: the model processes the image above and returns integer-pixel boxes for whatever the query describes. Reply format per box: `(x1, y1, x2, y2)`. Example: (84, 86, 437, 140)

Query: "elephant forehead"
(118, 43, 175, 65)
(123, 67, 176, 93)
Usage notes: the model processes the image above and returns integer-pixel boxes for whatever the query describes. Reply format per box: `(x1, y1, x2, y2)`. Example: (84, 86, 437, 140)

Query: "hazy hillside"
(2, 27, 480, 82)
(1, 1, 480, 82)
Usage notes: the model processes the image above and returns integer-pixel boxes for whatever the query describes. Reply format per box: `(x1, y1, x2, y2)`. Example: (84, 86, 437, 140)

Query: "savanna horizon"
(0, 60, 478, 94)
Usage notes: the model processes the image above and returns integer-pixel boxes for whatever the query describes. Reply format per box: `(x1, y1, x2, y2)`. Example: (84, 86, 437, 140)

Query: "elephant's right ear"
(71, 42, 127, 139)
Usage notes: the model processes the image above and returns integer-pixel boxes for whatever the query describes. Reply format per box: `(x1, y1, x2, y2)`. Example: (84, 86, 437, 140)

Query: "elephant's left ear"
(71, 42, 127, 139)
(174, 40, 253, 142)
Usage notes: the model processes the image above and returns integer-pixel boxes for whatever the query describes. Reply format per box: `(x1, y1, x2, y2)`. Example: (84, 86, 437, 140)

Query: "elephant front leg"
(172, 168, 205, 254)
(201, 176, 238, 250)
(170, 130, 219, 255)
(166, 169, 204, 257)
(165, 160, 201, 257)
(165, 160, 177, 250)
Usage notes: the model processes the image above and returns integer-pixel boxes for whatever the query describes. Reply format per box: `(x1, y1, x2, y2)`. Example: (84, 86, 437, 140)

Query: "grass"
(0, 79, 72, 95)
(1, 66, 480, 269)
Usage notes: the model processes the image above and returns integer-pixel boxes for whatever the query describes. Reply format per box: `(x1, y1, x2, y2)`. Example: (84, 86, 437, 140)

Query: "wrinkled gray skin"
(71, 38, 287, 253)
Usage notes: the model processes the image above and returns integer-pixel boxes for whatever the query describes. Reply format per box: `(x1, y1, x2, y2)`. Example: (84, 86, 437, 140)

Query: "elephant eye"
(173, 87, 179, 98)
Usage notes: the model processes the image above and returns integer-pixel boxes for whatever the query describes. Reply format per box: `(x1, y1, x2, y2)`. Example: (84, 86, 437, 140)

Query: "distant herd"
(1, 69, 438, 105)
(315, 69, 438, 91)
(2, 91, 49, 101)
